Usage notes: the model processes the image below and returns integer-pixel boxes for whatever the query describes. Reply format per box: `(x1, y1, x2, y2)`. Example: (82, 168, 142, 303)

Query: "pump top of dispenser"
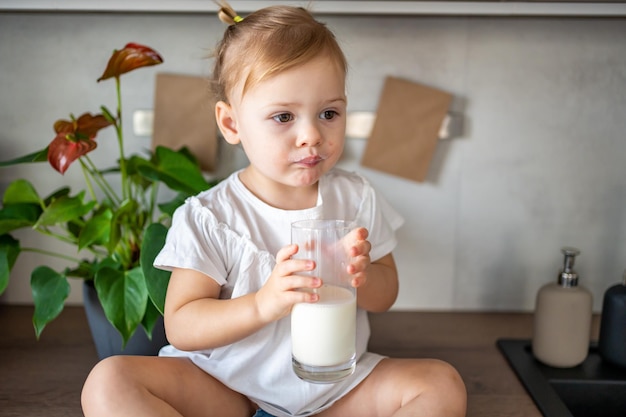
(558, 247, 580, 288)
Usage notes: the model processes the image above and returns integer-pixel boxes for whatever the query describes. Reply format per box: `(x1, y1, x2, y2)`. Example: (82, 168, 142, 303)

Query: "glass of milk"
(290, 219, 357, 383)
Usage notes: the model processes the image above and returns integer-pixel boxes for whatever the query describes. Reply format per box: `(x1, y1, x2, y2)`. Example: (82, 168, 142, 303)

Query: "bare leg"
(318, 358, 467, 417)
(81, 355, 256, 417)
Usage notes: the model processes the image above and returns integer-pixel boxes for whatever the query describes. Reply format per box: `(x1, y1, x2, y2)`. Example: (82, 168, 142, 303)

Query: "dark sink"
(497, 339, 626, 417)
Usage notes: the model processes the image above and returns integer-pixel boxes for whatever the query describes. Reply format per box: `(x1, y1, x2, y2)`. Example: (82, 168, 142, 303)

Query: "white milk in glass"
(291, 286, 356, 367)
(290, 219, 356, 383)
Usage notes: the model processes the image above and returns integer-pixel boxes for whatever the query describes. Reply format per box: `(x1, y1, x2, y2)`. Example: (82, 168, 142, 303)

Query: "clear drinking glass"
(290, 219, 357, 383)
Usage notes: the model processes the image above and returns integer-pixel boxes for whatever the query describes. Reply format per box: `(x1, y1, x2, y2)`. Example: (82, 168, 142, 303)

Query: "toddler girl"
(81, 4, 467, 417)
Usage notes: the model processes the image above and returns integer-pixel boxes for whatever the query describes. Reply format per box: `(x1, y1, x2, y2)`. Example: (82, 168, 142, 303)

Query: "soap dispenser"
(532, 247, 593, 367)
(598, 270, 626, 368)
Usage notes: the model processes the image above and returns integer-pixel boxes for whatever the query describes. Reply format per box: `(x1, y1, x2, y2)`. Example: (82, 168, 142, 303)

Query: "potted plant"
(0, 43, 213, 357)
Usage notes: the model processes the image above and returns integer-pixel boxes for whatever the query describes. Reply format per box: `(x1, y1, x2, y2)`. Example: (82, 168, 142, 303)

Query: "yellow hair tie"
(215, 1, 244, 25)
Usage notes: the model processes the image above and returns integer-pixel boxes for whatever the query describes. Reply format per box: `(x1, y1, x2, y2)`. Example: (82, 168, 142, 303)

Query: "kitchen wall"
(1, 11, 625, 312)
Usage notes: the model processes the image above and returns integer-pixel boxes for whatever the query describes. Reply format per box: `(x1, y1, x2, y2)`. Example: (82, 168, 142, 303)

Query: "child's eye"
(273, 113, 293, 123)
(320, 110, 338, 120)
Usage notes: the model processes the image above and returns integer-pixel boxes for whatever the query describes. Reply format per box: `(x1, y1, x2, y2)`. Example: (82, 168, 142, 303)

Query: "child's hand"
(346, 227, 371, 288)
(254, 244, 321, 323)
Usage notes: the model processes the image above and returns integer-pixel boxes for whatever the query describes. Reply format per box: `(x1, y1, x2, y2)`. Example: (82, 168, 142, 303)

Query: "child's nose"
(296, 122, 322, 147)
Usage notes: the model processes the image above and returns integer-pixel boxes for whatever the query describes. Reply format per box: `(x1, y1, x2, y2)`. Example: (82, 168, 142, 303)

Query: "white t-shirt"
(154, 168, 404, 417)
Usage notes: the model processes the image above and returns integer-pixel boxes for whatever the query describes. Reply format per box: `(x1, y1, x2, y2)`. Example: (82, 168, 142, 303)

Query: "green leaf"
(0, 251, 9, 295)
(65, 257, 120, 279)
(78, 208, 113, 250)
(175, 146, 201, 165)
(64, 260, 97, 280)
(126, 155, 153, 190)
(140, 223, 171, 314)
(0, 235, 21, 294)
(31, 266, 70, 338)
(2, 179, 40, 205)
(35, 192, 96, 227)
(137, 146, 210, 195)
(96, 256, 122, 272)
(43, 187, 71, 206)
(0, 147, 49, 167)
(95, 266, 148, 346)
(100, 105, 116, 124)
(114, 199, 140, 225)
(0, 203, 42, 234)
(141, 298, 161, 339)
(107, 225, 121, 256)
(107, 199, 139, 253)
(158, 193, 188, 218)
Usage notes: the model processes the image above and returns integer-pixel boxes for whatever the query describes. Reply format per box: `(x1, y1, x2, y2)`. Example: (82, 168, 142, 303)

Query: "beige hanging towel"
(152, 73, 217, 172)
(361, 76, 452, 182)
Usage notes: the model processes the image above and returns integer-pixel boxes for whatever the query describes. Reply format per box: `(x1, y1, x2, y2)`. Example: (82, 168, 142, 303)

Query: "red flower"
(97, 43, 164, 82)
(48, 113, 113, 174)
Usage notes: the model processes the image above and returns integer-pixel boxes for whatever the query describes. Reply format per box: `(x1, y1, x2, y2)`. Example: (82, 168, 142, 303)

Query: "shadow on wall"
(424, 95, 469, 186)
(596, 183, 626, 290)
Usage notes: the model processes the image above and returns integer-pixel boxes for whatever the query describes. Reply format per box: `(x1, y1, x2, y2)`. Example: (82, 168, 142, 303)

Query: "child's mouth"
(295, 155, 324, 167)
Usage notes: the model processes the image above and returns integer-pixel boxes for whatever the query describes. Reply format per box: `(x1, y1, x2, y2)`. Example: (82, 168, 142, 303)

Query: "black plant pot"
(82, 281, 168, 360)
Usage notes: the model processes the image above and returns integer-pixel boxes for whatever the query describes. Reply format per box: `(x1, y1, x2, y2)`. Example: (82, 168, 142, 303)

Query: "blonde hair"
(212, 3, 347, 103)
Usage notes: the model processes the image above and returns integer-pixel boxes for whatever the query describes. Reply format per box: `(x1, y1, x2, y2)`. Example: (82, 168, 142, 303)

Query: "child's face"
(222, 54, 347, 196)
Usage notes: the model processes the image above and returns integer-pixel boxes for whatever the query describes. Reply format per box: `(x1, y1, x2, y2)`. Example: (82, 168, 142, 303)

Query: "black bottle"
(598, 270, 626, 368)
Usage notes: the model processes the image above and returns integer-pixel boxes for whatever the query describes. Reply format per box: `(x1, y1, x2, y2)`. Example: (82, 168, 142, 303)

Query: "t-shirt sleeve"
(355, 180, 404, 262)
(153, 198, 228, 286)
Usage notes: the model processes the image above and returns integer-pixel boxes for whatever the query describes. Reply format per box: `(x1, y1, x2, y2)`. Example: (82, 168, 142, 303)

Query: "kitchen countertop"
(0, 305, 601, 416)
(370, 311, 601, 417)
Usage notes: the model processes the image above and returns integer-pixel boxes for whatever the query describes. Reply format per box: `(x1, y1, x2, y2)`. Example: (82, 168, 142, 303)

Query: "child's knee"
(433, 359, 464, 386)
(81, 356, 130, 413)
(427, 359, 467, 413)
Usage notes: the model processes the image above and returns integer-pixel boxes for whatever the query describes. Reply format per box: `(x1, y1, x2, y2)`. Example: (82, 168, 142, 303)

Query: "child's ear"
(215, 101, 240, 145)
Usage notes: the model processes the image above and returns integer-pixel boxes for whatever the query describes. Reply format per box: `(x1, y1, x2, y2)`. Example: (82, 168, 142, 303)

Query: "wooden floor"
(2, 305, 598, 416)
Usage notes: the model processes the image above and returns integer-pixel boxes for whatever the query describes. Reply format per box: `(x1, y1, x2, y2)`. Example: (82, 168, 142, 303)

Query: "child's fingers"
(351, 273, 366, 288)
(290, 284, 320, 304)
(354, 227, 369, 241)
(350, 239, 371, 258)
(351, 228, 369, 253)
(347, 257, 366, 272)
(285, 275, 321, 292)
(276, 243, 298, 263)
